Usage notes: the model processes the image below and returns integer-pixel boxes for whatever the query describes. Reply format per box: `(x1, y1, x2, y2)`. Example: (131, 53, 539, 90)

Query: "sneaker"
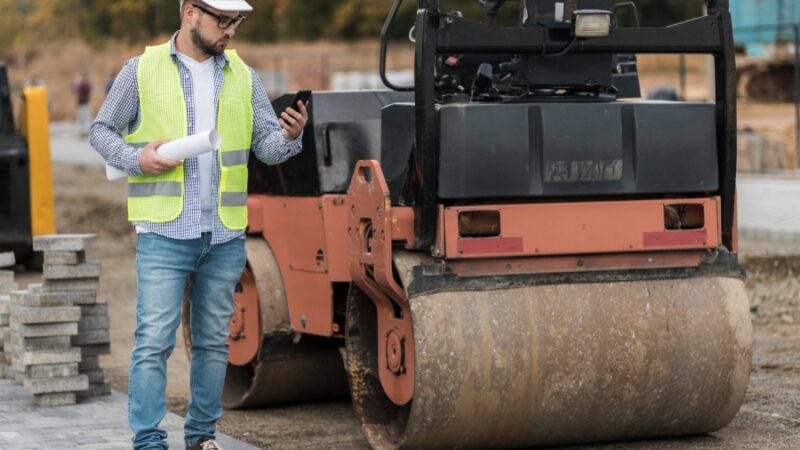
(186, 436, 224, 450)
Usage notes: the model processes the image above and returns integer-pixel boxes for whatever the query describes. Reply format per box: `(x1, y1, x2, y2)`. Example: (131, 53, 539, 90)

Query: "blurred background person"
(72, 70, 92, 136)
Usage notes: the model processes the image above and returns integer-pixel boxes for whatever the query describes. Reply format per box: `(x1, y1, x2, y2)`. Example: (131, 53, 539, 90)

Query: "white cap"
(195, 0, 253, 12)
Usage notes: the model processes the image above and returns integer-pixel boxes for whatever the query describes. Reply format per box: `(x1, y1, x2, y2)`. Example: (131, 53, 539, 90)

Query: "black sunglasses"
(191, 3, 246, 30)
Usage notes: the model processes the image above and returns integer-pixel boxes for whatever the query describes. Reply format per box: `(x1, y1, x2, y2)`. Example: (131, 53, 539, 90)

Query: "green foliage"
(0, 0, 709, 52)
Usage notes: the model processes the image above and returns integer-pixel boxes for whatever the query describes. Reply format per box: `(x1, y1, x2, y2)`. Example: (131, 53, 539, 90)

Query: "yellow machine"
(0, 62, 56, 266)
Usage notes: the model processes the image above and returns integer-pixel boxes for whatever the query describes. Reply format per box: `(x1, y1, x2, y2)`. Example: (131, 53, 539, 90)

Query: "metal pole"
(794, 24, 800, 168)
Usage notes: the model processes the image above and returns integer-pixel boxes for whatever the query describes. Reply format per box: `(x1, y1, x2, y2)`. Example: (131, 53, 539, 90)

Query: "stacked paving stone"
(0, 252, 17, 379)
(35, 234, 112, 399)
(8, 290, 87, 405)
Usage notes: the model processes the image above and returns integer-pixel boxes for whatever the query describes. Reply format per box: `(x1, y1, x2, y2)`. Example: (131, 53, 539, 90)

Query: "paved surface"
(0, 380, 260, 450)
(50, 123, 105, 167)
(738, 173, 800, 242)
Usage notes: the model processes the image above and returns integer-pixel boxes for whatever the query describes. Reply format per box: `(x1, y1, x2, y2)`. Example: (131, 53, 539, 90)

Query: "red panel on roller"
(458, 237, 524, 255)
(643, 230, 707, 247)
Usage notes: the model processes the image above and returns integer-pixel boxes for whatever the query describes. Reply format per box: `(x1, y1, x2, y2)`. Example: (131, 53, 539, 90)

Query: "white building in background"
(332, 71, 414, 91)
(257, 71, 288, 98)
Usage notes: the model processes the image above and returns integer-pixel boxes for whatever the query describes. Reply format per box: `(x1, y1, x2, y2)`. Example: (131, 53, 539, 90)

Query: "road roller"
(184, 0, 753, 448)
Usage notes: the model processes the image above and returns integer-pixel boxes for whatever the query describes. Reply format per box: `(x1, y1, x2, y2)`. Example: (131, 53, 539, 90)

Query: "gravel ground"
(14, 163, 798, 450)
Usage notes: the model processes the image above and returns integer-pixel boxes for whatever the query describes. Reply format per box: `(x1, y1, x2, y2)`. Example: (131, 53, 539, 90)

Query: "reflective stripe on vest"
(221, 192, 248, 207)
(129, 182, 182, 198)
(221, 149, 250, 166)
(124, 42, 253, 229)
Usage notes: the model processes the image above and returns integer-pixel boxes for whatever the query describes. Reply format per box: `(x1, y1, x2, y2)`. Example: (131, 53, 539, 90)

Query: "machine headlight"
(573, 10, 614, 38)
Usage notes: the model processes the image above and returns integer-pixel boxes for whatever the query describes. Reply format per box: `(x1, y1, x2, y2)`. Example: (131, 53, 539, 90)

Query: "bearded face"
(190, 24, 230, 57)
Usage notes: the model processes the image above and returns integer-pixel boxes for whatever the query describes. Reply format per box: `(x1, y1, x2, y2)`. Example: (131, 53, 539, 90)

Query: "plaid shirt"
(90, 33, 302, 245)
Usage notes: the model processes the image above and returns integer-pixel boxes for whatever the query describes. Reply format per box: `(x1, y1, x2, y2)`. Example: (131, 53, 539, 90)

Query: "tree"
(272, 0, 339, 40)
(0, 0, 711, 53)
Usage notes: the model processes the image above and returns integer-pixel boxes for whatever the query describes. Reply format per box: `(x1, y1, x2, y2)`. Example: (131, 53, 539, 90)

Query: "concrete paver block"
(26, 363, 79, 379)
(83, 369, 105, 384)
(10, 290, 71, 307)
(0, 271, 17, 295)
(4, 343, 20, 356)
(34, 392, 77, 406)
(0, 283, 18, 296)
(79, 344, 111, 357)
(43, 263, 101, 280)
(13, 322, 78, 338)
(44, 251, 85, 266)
(0, 295, 8, 315)
(70, 291, 99, 305)
(18, 347, 82, 367)
(78, 315, 109, 331)
(0, 314, 8, 327)
(71, 330, 110, 346)
(0, 252, 15, 268)
(78, 356, 100, 372)
(79, 303, 108, 317)
(9, 305, 81, 325)
(24, 374, 88, 395)
(33, 234, 98, 252)
(16, 286, 98, 306)
(42, 278, 100, 292)
(76, 381, 110, 398)
(0, 287, 18, 298)
(10, 335, 72, 352)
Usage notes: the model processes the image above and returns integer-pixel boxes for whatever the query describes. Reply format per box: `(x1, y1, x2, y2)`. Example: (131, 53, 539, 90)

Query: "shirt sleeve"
(249, 67, 303, 166)
(88, 57, 145, 177)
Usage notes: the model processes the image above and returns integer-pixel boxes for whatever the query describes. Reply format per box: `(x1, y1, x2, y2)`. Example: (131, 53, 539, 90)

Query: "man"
(89, 1, 308, 449)
(72, 71, 92, 136)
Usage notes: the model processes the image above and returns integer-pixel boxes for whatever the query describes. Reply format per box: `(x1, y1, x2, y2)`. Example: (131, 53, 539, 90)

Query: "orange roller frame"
(443, 197, 721, 259)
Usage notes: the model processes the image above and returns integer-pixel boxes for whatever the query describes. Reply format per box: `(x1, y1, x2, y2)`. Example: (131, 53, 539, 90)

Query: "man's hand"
(139, 140, 182, 176)
(280, 100, 308, 140)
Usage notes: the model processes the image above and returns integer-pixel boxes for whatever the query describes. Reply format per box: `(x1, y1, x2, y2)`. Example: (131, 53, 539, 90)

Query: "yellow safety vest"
(125, 41, 253, 230)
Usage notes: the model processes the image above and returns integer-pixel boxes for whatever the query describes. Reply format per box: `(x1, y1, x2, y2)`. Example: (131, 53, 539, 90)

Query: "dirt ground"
(9, 163, 796, 449)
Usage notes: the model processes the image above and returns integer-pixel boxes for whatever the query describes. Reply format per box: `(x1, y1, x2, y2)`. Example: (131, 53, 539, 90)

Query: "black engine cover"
(383, 101, 719, 199)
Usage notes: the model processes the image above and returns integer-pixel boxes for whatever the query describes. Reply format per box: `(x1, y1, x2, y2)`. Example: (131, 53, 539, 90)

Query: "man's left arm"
(250, 68, 304, 166)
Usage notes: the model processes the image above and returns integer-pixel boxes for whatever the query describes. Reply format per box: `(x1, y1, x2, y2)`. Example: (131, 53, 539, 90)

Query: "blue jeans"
(129, 232, 246, 449)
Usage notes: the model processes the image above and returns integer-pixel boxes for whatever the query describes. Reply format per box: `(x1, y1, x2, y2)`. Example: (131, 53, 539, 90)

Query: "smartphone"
(290, 90, 311, 110)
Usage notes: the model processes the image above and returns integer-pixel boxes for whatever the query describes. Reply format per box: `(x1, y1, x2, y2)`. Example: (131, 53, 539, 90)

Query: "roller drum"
(223, 345, 349, 409)
(347, 274, 752, 449)
(221, 237, 350, 409)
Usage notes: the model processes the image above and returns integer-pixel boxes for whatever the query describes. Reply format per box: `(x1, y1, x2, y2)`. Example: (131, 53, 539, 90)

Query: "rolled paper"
(105, 129, 222, 181)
